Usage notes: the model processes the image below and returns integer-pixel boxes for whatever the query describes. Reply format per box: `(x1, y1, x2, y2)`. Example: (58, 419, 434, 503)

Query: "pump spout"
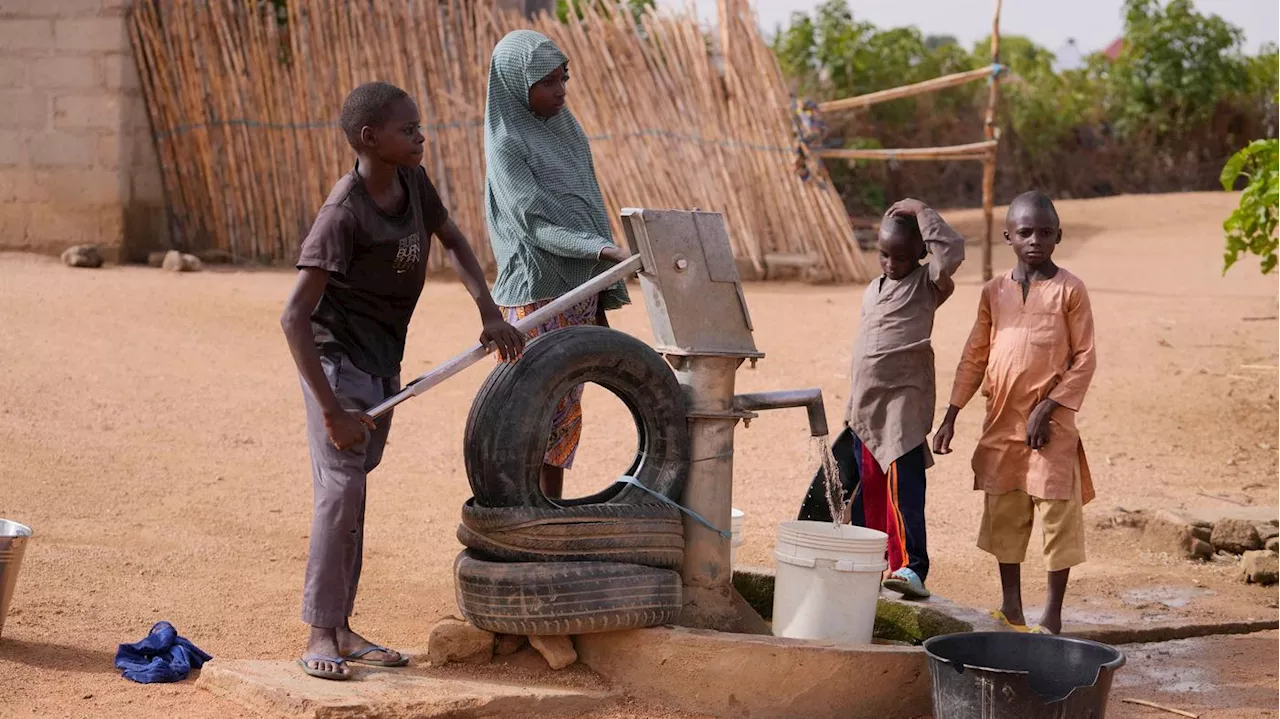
(733, 388, 828, 437)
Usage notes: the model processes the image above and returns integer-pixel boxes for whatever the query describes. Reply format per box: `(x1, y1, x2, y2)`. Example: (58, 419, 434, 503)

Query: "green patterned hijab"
(483, 30, 628, 311)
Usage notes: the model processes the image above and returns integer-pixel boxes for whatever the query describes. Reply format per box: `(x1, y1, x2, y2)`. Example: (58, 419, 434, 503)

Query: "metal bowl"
(0, 520, 33, 640)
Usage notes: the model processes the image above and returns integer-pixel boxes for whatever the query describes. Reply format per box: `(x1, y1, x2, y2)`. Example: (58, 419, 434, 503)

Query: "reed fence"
(128, 0, 875, 281)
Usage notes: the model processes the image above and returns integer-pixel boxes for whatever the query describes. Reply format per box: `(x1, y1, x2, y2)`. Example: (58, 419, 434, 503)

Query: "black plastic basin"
(923, 631, 1126, 718)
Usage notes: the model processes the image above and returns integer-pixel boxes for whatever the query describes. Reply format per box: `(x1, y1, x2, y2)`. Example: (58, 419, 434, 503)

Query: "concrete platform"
(576, 626, 932, 719)
(196, 649, 616, 719)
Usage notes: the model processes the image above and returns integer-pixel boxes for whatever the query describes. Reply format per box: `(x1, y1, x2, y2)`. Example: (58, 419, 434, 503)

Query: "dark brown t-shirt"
(297, 164, 448, 378)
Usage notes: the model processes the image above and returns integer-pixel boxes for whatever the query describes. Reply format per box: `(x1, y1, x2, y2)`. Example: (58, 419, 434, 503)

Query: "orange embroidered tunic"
(949, 269, 1097, 502)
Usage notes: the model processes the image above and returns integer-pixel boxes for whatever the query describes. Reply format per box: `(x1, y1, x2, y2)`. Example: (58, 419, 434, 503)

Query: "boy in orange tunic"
(933, 191, 1097, 635)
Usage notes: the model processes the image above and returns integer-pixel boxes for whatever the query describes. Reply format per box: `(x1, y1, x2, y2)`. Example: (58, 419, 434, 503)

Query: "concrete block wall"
(0, 0, 167, 263)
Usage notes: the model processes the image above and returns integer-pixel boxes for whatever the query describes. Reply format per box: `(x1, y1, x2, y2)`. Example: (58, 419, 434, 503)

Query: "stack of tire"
(455, 325, 691, 636)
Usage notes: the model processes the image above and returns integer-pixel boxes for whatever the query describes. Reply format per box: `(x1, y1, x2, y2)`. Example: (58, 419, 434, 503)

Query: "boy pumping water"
(281, 81, 524, 680)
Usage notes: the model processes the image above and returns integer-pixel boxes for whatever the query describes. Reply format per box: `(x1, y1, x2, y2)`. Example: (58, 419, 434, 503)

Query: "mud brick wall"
(0, 0, 166, 263)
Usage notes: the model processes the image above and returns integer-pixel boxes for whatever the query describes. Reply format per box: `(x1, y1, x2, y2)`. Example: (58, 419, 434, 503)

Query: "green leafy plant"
(769, 0, 1277, 214)
(1219, 139, 1278, 274)
(1105, 0, 1248, 138)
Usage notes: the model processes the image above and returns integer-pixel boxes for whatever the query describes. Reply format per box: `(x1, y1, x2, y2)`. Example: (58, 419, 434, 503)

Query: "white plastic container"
(771, 520, 887, 645)
(730, 508, 745, 566)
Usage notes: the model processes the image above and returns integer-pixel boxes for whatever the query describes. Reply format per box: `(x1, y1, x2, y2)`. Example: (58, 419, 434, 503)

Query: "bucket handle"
(774, 550, 887, 573)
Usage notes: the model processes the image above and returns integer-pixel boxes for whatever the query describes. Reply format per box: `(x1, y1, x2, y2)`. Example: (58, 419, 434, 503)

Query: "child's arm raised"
(933, 284, 994, 455)
(435, 219, 526, 361)
(918, 209, 965, 305)
(885, 198, 966, 303)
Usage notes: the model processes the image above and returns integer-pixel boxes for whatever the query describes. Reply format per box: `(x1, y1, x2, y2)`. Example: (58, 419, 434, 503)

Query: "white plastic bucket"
(730, 508, 745, 566)
(771, 520, 887, 645)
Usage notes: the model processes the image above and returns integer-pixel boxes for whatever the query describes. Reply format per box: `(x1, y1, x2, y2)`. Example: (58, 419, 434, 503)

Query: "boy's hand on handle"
(324, 409, 376, 451)
(600, 245, 630, 263)
(481, 318, 525, 361)
(1026, 399, 1061, 450)
(887, 198, 929, 218)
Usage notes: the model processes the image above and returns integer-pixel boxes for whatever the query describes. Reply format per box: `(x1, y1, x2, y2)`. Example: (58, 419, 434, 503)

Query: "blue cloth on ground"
(114, 621, 212, 683)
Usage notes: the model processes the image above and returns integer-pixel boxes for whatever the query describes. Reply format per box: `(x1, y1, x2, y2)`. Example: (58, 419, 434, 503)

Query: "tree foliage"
(1104, 0, 1249, 137)
(771, 0, 1278, 214)
(1220, 139, 1278, 274)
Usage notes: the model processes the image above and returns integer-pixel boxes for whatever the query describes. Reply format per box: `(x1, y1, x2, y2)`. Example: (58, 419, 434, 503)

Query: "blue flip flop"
(883, 568, 931, 600)
(344, 645, 410, 667)
(297, 654, 350, 680)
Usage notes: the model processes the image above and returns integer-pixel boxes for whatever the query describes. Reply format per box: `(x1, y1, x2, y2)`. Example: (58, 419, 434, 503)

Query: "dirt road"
(0, 192, 1275, 717)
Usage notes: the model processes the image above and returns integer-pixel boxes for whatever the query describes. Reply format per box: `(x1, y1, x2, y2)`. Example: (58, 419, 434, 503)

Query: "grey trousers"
(300, 354, 398, 628)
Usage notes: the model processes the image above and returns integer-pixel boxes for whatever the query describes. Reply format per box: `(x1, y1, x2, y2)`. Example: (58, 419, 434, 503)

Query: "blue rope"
(988, 62, 1007, 85)
(614, 476, 732, 539)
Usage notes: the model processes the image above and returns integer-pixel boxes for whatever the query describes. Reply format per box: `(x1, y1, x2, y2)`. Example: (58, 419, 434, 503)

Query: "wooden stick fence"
(818, 66, 999, 114)
(128, 0, 877, 282)
(811, 0, 1005, 280)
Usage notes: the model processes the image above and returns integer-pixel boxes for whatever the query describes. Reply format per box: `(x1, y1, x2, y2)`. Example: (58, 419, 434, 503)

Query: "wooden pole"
(817, 140, 997, 162)
(981, 0, 1003, 281)
(819, 65, 999, 114)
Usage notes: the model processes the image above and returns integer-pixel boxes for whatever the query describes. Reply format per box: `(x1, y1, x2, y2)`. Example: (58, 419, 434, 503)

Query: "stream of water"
(811, 434, 849, 527)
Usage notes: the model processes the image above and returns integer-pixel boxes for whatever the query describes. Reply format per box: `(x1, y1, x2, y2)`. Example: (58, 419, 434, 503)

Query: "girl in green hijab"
(484, 29, 630, 499)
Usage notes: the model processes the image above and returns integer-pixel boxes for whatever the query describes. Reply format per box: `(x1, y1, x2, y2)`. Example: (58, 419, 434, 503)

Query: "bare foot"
(1037, 610, 1062, 635)
(337, 625, 403, 664)
(999, 605, 1027, 627)
(302, 626, 350, 677)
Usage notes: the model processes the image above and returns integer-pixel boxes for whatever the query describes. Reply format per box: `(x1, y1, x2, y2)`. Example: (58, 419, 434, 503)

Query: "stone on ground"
(1267, 537, 1279, 553)
(1256, 524, 1279, 543)
(1240, 550, 1279, 585)
(1190, 537, 1215, 560)
(1139, 510, 1196, 559)
(426, 618, 494, 666)
(161, 250, 203, 272)
(529, 635, 577, 670)
(1212, 518, 1262, 554)
(494, 634, 527, 656)
(61, 245, 103, 268)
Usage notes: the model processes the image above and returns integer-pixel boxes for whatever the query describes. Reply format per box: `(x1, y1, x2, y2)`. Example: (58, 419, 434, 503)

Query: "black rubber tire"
(464, 325, 689, 509)
(453, 550, 681, 635)
(456, 499, 684, 570)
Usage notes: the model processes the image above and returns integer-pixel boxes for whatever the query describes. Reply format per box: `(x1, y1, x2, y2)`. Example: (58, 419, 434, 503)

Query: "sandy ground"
(0, 192, 1276, 717)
